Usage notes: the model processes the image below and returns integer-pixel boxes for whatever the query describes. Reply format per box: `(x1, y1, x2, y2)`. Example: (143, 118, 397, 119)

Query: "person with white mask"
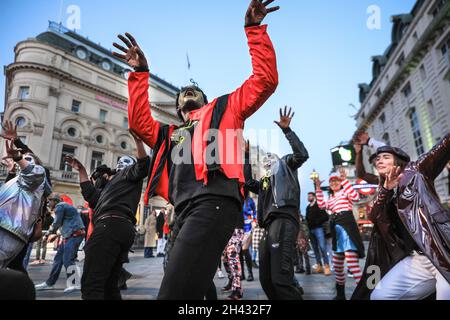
(65, 130, 150, 300)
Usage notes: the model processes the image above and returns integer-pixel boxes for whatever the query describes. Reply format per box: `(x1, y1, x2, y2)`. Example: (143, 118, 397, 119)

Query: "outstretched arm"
(125, 130, 151, 182)
(113, 33, 161, 148)
(228, 0, 279, 121)
(275, 107, 309, 170)
(417, 133, 450, 181)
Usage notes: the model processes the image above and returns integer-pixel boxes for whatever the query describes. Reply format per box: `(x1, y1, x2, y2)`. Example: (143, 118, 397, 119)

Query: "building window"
(419, 65, 427, 81)
(15, 117, 26, 128)
(402, 83, 412, 98)
(19, 86, 30, 100)
(60, 145, 77, 171)
(99, 109, 107, 122)
(123, 117, 128, 129)
(120, 141, 127, 150)
(96, 135, 104, 144)
(427, 100, 436, 121)
(71, 100, 81, 113)
(67, 127, 77, 137)
(432, 0, 448, 18)
(396, 52, 405, 67)
(379, 113, 386, 124)
(441, 38, 450, 56)
(382, 133, 391, 146)
(408, 108, 425, 156)
(90, 151, 104, 172)
(375, 89, 382, 99)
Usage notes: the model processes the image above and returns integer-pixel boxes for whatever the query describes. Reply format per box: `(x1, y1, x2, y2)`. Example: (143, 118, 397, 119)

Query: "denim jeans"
(46, 235, 83, 286)
(310, 227, 329, 266)
(144, 247, 154, 258)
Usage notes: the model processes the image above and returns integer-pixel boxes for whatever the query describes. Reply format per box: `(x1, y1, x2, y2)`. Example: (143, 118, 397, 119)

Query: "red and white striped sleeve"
(341, 179, 360, 202)
(316, 188, 328, 210)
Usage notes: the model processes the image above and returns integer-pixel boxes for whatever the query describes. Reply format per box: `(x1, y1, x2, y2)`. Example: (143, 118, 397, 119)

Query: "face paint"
(116, 156, 136, 171)
(23, 154, 36, 166)
(262, 153, 279, 172)
(177, 86, 206, 114)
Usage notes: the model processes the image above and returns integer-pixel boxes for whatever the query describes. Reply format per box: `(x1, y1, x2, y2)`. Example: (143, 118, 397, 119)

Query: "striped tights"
(332, 251, 362, 285)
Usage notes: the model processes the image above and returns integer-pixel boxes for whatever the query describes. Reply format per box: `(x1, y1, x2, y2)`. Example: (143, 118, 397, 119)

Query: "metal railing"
(51, 170, 79, 183)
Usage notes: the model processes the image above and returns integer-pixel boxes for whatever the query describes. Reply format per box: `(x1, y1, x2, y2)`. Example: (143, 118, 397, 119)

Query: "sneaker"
(226, 290, 243, 300)
(35, 282, 55, 291)
(217, 270, 225, 279)
(247, 273, 254, 282)
(64, 285, 81, 294)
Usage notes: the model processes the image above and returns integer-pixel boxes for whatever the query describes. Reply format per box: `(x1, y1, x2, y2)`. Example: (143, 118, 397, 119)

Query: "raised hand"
(1, 120, 18, 140)
(384, 166, 404, 190)
(314, 177, 324, 190)
(112, 33, 148, 70)
(64, 155, 84, 171)
(353, 131, 370, 146)
(274, 106, 295, 130)
(2, 140, 23, 161)
(245, 0, 280, 27)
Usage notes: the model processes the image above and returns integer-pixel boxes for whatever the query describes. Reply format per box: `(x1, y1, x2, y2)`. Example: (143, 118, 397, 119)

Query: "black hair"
(175, 86, 208, 121)
(308, 192, 316, 197)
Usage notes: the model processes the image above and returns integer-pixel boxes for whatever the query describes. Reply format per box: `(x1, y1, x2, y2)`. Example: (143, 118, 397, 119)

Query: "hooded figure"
(0, 153, 49, 268)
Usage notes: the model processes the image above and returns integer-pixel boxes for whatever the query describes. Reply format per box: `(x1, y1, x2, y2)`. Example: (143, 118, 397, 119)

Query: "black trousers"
(259, 218, 303, 300)
(157, 196, 238, 300)
(0, 269, 35, 300)
(240, 249, 253, 276)
(81, 217, 135, 300)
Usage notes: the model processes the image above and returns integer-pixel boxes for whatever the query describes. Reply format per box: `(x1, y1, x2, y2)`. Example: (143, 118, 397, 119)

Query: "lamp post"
(310, 169, 319, 190)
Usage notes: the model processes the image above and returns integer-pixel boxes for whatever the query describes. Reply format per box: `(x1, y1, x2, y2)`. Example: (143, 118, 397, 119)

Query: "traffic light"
(331, 144, 356, 166)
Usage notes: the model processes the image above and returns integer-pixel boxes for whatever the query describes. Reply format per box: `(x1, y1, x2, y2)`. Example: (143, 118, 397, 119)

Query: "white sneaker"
(64, 285, 81, 294)
(35, 282, 55, 291)
(217, 270, 225, 279)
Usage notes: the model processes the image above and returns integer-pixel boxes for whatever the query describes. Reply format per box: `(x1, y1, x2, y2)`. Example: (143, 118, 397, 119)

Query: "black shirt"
(168, 120, 242, 213)
(257, 179, 298, 228)
(81, 156, 150, 225)
(305, 201, 329, 230)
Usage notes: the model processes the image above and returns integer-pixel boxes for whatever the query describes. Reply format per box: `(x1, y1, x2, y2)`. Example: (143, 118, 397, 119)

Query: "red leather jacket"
(128, 25, 278, 204)
(353, 133, 450, 299)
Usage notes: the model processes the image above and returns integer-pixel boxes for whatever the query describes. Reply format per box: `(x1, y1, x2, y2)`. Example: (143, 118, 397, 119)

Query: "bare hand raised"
(1, 120, 18, 140)
(384, 166, 404, 190)
(274, 106, 294, 130)
(64, 155, 84, 171)
(112, 33, 148, 70)
(245, 0, 280, 27)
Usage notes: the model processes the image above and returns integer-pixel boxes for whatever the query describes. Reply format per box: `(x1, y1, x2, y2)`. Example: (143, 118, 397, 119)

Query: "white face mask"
(116, 156, 135, 171)
(23, 154, 36, 166)
(263, 153, 279, 172)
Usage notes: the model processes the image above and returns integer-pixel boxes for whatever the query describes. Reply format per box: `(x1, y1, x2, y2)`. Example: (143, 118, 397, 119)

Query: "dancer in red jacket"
(113, 0, 279, 300)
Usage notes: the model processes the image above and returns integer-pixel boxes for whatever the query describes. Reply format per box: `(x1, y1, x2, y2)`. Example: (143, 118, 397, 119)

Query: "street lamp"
(310, 170, 319, 190)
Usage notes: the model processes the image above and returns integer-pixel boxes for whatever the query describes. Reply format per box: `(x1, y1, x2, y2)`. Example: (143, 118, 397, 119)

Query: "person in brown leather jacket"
(352, 133, 450, 300)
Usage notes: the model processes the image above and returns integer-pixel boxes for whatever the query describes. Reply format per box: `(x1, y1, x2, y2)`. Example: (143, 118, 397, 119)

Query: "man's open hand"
(245, 0, 280, 27)
(274, 106, 294, 130)
(113, 33, 149, 70)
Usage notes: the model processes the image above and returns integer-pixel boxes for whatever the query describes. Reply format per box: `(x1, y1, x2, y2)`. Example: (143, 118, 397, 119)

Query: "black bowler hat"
(369, 146, 410, 164)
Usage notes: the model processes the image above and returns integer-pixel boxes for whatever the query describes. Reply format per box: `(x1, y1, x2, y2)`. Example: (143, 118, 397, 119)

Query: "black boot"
(222, 279, 232, 292)
(247, 272, 254, 282)
(334, 283, 347, 300)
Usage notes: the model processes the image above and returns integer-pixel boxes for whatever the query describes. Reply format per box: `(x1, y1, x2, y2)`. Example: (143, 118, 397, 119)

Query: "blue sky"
(0, 0, 416, 211)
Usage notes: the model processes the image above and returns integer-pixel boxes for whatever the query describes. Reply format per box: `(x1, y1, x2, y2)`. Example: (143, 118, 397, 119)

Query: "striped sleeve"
(341, 179, 360, 202)
(316, 188, 327, 210)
